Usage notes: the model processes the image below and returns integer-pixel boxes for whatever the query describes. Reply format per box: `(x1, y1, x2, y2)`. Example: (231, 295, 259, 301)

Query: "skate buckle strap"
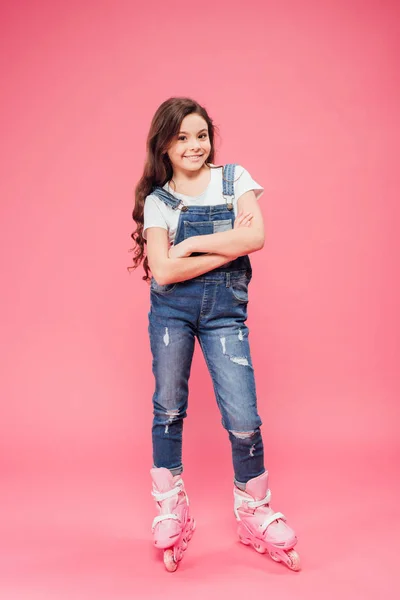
(246, 489, 286, 533)
(247, 489, 272, 509)
(151, 513, 180, 532)
(151, 480, 184, 502)
(259, 511, 286, 533)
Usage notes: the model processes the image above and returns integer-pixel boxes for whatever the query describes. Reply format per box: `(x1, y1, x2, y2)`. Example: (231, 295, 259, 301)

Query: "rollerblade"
(234, 471, 300, 571)
(150, 467, 195, 572)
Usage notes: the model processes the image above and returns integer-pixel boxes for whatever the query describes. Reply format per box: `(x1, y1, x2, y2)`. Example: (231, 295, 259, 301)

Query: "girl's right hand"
(234, 210, 253, 229)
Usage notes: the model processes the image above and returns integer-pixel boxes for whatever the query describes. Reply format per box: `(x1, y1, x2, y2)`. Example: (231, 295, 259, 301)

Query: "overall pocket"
(150, 278, 178, 294)
(230, 274, 250, 303)
(184, 219, 233, 238)
(183, 219, 234, 257)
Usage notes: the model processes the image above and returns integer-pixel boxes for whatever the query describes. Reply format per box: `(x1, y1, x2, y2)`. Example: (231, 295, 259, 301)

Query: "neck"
(169, 164, 210, 191)
(168, 164, 212, 196)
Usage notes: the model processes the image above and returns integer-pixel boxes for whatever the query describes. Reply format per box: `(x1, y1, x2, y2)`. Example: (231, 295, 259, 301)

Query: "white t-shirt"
(143, 164, 264, 245)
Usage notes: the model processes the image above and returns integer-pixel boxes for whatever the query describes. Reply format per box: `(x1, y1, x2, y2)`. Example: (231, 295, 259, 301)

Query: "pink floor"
(2, 449, 398, 599)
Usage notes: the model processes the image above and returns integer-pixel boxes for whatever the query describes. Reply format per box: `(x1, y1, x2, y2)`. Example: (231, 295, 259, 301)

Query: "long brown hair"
(129, 97, 220, 281)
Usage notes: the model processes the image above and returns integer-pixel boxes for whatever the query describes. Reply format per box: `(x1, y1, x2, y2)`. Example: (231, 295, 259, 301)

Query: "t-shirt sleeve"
(143, 195, 168, 239)
(234, 165, 264, 201)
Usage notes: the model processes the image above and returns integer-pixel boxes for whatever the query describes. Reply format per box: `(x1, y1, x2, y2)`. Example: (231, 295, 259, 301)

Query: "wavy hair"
(129, 97, 220, 281)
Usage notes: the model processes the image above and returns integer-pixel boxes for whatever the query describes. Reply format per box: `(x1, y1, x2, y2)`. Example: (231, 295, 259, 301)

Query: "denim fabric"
(148, 165, 265, 485)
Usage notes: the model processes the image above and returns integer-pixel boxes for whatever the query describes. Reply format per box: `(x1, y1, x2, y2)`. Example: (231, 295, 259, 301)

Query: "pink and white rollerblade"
(234, 471, 301, 571)
(150, 467, 195, 572)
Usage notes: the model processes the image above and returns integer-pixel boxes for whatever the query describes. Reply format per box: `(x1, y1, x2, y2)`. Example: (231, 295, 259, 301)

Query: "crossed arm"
(146, 190, 265, 285)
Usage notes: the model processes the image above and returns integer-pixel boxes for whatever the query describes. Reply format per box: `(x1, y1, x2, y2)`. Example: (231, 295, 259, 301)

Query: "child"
(130, 97, 300, 572)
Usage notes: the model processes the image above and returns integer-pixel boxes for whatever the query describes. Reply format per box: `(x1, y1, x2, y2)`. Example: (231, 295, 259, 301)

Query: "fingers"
(235, 210, 254, 227)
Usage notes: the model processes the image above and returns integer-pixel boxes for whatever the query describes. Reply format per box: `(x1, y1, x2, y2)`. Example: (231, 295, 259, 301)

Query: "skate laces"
(246, 489, 286, 533)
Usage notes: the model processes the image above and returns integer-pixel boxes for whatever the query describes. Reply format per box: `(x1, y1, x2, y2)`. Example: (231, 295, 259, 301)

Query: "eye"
(178, 135, 186, 141)
(199, 133, 208, 139)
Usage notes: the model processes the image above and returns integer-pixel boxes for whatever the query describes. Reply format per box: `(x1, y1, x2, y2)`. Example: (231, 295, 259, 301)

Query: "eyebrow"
(178, 128, 208, 135)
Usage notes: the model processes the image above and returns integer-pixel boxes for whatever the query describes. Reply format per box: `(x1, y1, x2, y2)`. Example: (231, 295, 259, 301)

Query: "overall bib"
(148, 164, 265, 486)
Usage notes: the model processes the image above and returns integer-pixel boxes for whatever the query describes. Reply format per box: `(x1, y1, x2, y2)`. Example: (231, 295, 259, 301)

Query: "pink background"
(1, 0, 399, 598)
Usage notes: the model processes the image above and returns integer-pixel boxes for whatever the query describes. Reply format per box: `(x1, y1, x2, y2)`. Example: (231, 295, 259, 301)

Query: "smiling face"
(166, 113, 212, 176)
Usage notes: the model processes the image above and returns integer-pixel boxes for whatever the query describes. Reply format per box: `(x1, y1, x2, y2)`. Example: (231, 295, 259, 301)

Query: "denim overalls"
(148, 164, 265, 486)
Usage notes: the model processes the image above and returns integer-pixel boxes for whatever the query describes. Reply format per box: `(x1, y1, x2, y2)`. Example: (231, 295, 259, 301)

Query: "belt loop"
(226, 272, 231, 288)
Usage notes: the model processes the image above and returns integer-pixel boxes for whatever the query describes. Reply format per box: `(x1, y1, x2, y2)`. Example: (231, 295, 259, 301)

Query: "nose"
(190, 138, 201, 151)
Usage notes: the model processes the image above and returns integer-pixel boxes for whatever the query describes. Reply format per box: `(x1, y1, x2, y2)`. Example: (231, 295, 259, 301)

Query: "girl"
(130, 97, 300, 572)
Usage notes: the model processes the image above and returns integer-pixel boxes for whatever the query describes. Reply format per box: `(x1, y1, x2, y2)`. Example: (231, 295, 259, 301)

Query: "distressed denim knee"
(149, 310, 196, 475)
(198, 309, 265, 485)
(152, 404, 186, 475)
(228, 427, 265, 486)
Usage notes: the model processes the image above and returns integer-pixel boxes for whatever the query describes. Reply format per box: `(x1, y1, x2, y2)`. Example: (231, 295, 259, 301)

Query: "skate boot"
(234, 471, 300, 571)
(150, 467, 195, 572)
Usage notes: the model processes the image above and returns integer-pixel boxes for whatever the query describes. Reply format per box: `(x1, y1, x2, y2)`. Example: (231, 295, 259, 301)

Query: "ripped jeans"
(148, 270, 265, 487)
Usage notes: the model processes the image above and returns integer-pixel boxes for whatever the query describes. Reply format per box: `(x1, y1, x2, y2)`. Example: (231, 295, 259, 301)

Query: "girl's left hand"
(169, 239, 192, 259)
(234, 210, 253, 229)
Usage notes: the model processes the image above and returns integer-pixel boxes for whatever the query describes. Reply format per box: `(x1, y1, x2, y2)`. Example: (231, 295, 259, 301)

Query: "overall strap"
(222, 163, 237, 210)
(222, 163, 237, 196)
(150, 186, 181, 210)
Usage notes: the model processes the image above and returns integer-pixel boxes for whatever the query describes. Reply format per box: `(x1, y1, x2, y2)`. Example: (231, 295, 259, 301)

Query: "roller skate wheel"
(187, 519, 195, 540)
(285, 549, 301, 571)
(238, 535, 251, 546)
(269, 550, 282, 563)
(252, 542, 266, 554)
(163, 549, 178, 572)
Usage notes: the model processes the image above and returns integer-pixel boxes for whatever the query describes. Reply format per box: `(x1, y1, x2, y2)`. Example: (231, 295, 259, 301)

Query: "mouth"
(184, 155, 204, 161)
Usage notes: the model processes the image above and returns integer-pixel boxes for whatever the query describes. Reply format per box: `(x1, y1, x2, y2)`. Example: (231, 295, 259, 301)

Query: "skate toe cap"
(267, 522, 297, 547)
(153, 523, 181, 549)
